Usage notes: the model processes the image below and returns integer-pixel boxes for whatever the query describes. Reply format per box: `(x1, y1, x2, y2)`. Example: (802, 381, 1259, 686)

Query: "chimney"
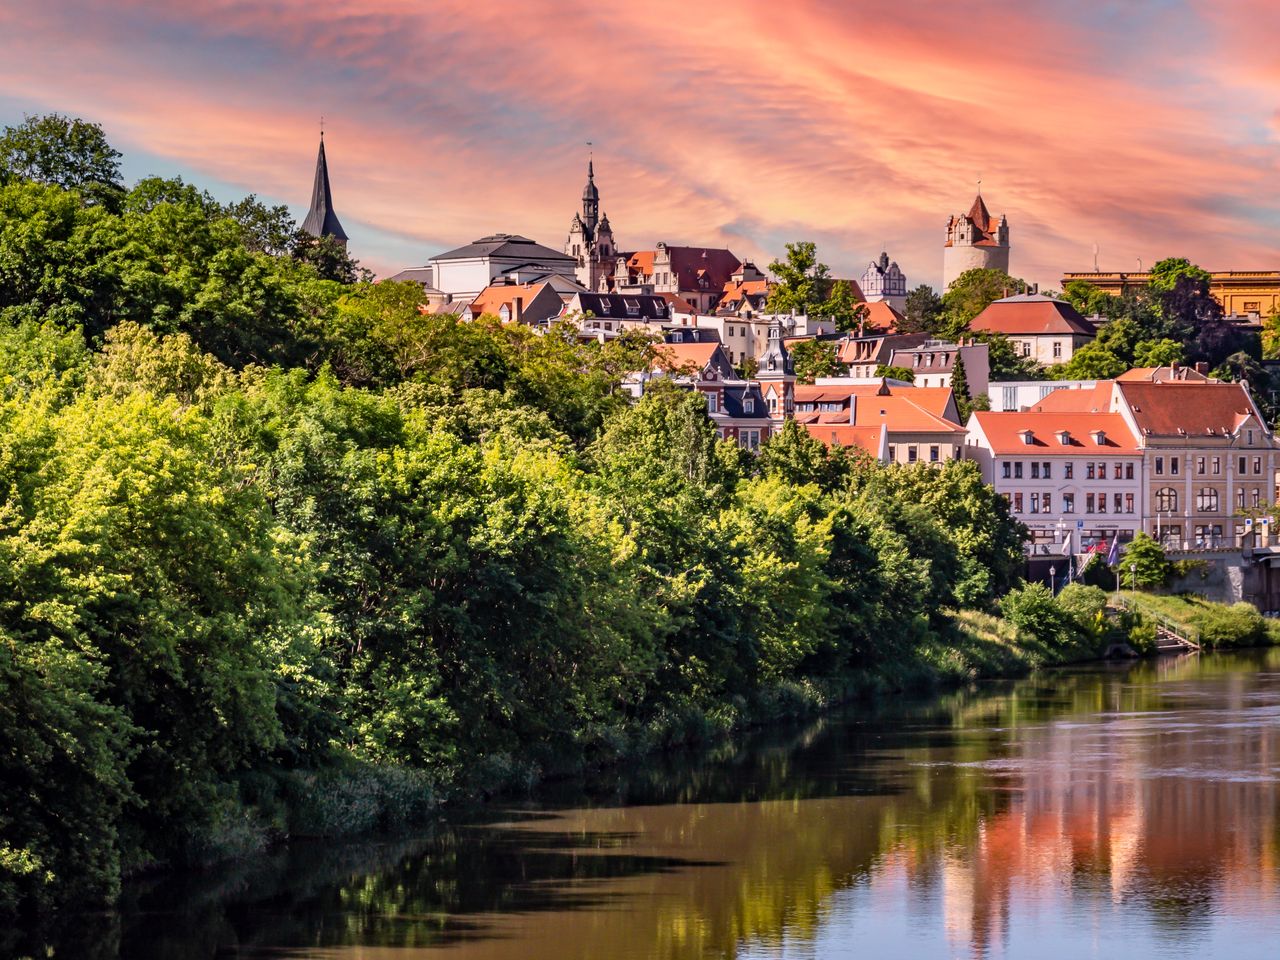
(1195, 362, 1209, 375)
(513, 296, 524, 323)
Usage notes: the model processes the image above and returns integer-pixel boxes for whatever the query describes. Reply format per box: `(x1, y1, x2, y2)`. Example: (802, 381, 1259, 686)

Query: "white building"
(969, 294, 1096, 366)
(987, 380, 1098, 412)
(859, 251, 907, 312)
(396, 234, 579, 301)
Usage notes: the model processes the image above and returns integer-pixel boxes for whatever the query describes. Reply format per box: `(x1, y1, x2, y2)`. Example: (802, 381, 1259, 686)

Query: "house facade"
(969, 294, 1096, 365)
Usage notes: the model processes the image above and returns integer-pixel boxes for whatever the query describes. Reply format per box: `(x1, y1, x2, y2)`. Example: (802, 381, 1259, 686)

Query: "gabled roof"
(721, 383, 771, 420)
(1116, 381, 1265, 438)
(652, 341, 724, 372)
(301, 136, 347, 242)
(860, 301, 907, 333)
(468, 281, 561, 322)
(945, 192, 1003, 248)
(971, 411, 1140, 455)
(853, 394, 966, 434)
(1115, 365, 1215, 383)
(1027, 382, 1116, 413)
(430, 234, 575, 264)
(802, 424, 887, 456)
(970, 295, 1096, 336)
(652, 246, 742, 294)
(837, 333, 927, 364)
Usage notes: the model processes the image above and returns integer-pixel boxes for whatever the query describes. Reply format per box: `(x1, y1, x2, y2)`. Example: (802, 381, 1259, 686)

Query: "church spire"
(581, 157, 599, 236)
(301, 133, 348, 247)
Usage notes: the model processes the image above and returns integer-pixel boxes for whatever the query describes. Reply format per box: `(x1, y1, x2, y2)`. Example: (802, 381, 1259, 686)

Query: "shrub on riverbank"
(1124, 592, 1274, 649)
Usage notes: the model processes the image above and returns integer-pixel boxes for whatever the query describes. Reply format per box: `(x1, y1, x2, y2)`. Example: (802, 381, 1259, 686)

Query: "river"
(47, 651, 1280, 958)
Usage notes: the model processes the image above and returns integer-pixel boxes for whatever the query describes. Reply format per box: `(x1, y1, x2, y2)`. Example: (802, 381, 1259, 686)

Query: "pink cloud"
(1, 0, 1277, 287)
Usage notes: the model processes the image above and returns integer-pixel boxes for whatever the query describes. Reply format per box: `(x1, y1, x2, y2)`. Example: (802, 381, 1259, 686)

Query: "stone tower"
(565, 159, 616, 291)
(861, 251, 908, 311)
(300, 133, 348, 250)
(943, 192, 1008, 289)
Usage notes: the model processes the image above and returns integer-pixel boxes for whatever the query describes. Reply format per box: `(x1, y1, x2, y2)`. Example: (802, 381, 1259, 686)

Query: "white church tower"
(943, 191, 1009, 289)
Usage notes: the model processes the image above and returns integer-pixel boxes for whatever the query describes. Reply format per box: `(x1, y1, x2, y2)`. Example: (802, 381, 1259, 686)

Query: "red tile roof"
(1116, 381, 1264, 437)
(853, 394, 966, 434)
(468, 281, 552, 319)
(970, 295, 1096, 336)
(1027, 382, 1116, 413)
(859, 300, 907, 333)
(652, 342, 721, 372)
(802, 424, 886, 454)
(972, 411, 1140, 455)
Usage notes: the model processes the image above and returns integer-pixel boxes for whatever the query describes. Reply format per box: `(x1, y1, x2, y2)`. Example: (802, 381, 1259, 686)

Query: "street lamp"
(1130, 561, 1138, 596)
(1049, 565, 1056, 595)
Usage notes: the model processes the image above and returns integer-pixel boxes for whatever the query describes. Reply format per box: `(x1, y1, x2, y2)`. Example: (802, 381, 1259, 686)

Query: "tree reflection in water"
(33, 651, 1280, 959)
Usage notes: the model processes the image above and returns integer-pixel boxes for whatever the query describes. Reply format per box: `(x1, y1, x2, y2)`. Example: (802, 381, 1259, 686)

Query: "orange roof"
(1115, 365, 1214, 383)
(1027, 382, 1116, 413)
(970, 296, 1096, 336)
(468, 281, 550, 317)
(860, 301, 907, 333)
(1116, 381, 1263, 437)
(721, 278, 769, 299)
(803, 424, 885, 454)
(853, 394, 966, 434)
(903, 387, 957, 418)
(625, 250, 655, 278)
(652, 341, 720, 371)
(944, 193, 1004, 248)
(972, 411, 1140, 455)
(657, 292, 696, 314)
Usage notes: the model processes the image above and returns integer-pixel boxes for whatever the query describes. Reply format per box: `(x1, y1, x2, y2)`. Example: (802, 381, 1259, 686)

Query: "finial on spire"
(320, 114, 325, 138)
(976, 176, 982, 196)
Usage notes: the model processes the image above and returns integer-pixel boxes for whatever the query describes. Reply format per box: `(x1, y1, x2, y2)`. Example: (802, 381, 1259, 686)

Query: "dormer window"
(624, 299, 640, 316)
(1056, 430, 1071, 445)
(1091, 429, 1106, 445)
(599, 299, 611, 314)
(1019, 429, 1035, 445)
(744, 398, 754, 414)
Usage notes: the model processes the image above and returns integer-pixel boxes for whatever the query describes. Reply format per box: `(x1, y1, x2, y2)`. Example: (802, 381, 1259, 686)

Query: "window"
(1244, 302, 1261, 313)
(1197, 457, 1206, 475)
(1114, 493, 1123, 513)
(1030, 493, 1040, 514)
(1031, 462, 1041, 480)
(930, 445, 940, 463)
(1053, 341, 1062, 359)
(1098, 494, 1107, 514)
(887, 445, 896, 461)
(744, 397, 754, 414)
(1156, 488, 1178, 512)
(1001, 462, 1011, 479)
(908, 446, 918, 463)
(706, 393, 718, 413)
(1196, 487, 1219, 512)
(1043, 492, 1052, 513)
(1125, 463, 1134, 480)
(1237, 489, 1246, 509)
(1212, 457, 1221, 475)
(1086, 462, 1096, 480)
(1064, 462, 1074, 480)
(1239, 456, 1247, 474)
(1114, 463, 1123, 480)
(1014, 462, 1023, 479)
(1125, 493, 1134, 514)
(1249, 430, 1256, 445)
(1021, 341, 1031, 357)
(1086, 493, 1096, 513)
(1255, 457, 1263, 475)
(1012, 493, 1024, 513)
(1155, 457, 1164, 476)
(739, 430, 760, 452)
(1254, 488, 1262, 508)
(1097, 462, 1106, 478)
(1063, 493, 1075, 513)
(1171, 457, 1179, 475)
(1043, 462, 1052, 479)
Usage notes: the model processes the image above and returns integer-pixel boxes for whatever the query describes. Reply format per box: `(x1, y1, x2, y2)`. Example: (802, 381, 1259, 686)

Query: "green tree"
(758, 419, 864, 493)
(903, 284, 943, 334)
(1148, 257, 1211, 293)
(974, 331, 1042, 382)
(1132, 338, 1184, 368)
(0, 114, 122, 201)
(874, 364, 915, 382)
(825, 279, 868, 332)
(767, 241, 830, 315)
(951, 353, 973, 420)
(1116, 531, 1170, 588)
(790, 339, 840, 383)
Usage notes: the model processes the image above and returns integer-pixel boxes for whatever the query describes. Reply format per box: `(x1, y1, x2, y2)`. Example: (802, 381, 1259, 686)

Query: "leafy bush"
(1193, 602, 1267, 649)
(999, 583, 1074, 645)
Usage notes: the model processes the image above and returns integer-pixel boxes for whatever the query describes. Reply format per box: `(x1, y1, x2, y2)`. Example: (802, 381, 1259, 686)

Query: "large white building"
(860, 251, 907, 312)
(412, 234, 579, 301)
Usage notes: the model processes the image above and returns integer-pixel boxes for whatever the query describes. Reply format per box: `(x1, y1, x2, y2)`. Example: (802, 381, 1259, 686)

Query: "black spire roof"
(301, 135, 348, 244)
(582, 159, 599, 202)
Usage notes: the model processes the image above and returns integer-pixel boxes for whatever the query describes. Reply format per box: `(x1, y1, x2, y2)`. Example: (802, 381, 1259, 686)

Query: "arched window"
(1156, 488, 1178, 512)
(1196, 487, 1219, 512)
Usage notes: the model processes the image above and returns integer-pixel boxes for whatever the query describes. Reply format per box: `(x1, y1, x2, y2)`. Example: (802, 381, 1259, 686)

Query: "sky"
(2, 0, 1279, 289)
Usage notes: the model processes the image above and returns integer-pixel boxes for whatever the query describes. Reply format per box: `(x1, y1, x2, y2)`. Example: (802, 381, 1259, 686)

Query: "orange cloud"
(1, 0, 1277, 286)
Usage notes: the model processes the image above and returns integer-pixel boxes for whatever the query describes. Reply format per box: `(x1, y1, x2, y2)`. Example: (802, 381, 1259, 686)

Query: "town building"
(944, 191, 1010, 289)
(968, 294, 1096, 365)
(857, 301, 908, 334)
(755, 319, 796, 423)
(717, 262, 772, 316)
(628, 339, 774, 449)
(614, 243, 742, 313)
(860, 251, 907, 312)
(1061, 269, 1280, 321)
(799, 380, 966, 465)
(888, 339, 990, 393)
(837, 333, 928, 379)
(562, 291, 675, 335)
(564, 160, 618, 291)
(402, 234, 578, 301)
(467, 280, 566, 325)
(987, 379, 1097, 412)
(300, 134, 348, 250)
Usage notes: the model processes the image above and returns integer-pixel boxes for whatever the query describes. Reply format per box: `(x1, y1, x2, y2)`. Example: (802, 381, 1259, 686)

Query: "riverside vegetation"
(0, 115, 1161, 927)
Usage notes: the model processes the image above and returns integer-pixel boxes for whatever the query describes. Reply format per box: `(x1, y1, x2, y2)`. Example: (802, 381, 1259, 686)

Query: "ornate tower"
(754, 318, 795, 422)
(943, 191, 1009, 289)
(300, 133, 348, 250)
(861, 251, 908, 311)
(565, 158, 616, 290)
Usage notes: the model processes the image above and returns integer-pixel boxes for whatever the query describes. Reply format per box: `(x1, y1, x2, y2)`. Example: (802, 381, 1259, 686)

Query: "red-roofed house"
(798, 380, 966, 465)
(614, 242, 742, 313)
(467, 280, 565, 325)
(969, 294, 1096, 365)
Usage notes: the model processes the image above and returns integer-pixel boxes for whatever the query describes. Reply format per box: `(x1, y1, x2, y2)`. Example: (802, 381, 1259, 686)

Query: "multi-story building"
(614, 243, 742, 313)
(969, 294, 1096, 365)
(1061, 269, 1280, 321)
(888, 339, 990, 392)
(799, 381, 966, 465)
(467, 279, 567, 325)
(944, 192, 1010, 289)
(409, 234, 579, 300)
(968, 375, 1280, 554)
(987, 379, 1098, 412)
(838, 333, 928, 379)
(755, 319, 796, 424)
(564, 160, 618, 291)
(562, 291, 675, 335)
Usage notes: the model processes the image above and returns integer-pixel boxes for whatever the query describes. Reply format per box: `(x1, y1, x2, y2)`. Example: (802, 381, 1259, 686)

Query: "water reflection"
(33, 651, 1280, 959)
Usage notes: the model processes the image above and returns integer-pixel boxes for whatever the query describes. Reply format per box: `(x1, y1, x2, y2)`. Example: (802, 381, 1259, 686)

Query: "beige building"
(968, 294, 1096, 365)
(1061, 269, 1280, 320)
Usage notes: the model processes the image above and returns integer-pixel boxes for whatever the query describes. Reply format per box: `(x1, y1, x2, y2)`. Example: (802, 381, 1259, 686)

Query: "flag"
(1106, 534, 1120, 566)
(1060, 529, 1073, 556)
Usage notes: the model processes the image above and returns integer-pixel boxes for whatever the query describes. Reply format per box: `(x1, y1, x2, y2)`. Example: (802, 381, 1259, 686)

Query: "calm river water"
(49, 651, 1280, 958)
